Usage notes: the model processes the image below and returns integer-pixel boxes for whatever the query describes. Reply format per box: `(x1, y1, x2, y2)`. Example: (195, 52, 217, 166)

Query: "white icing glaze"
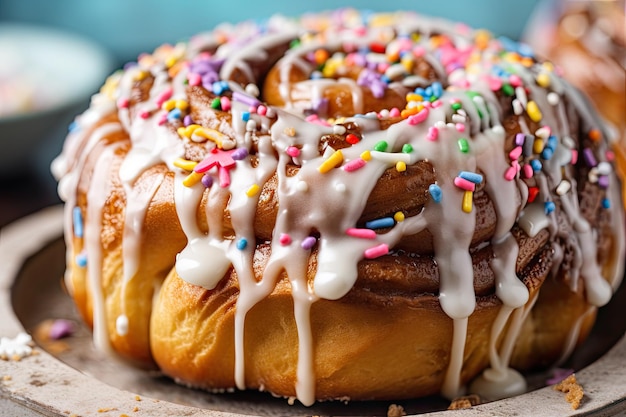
(53, 9, 626, 406)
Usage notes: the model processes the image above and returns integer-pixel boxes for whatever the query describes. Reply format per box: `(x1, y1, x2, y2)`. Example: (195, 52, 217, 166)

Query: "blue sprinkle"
(530, 159, 543, 172)
(75, 252, 87, 268)
(68, 121, 80, 133)
(212, 81, 229, 95)
(544, 201, 556, 215)
(424, 86, 433, 98)
(414, 87, 425, 97)
(236, 238, 248, 250)
(431, 82, 443, 98)
(242, 111, 251, 122)
(547, 135, 558, 150)
(602, 198, 611, 209)
(429, 184, 442, 203)
(72, 206, 83, 238)
(541, 147, 554, 160)
(365, 217, 395, 230)
(380, 75, 391, 84)
(167, 108, 182, 121)
(458, 171, 484, 184)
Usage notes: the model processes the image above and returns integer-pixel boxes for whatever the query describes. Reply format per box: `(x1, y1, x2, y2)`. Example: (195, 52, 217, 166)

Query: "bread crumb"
(133, 407, 139, 412)
(98, 408, 117, 413)
(448, 394, 483, 410)
(387, 404, 406, 417)
(2, 375, 11, 381)
(134, 395, 141, 401)
(554, 374, 584, 410)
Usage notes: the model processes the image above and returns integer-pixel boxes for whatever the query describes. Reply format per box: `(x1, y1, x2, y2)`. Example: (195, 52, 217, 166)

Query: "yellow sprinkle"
(162, 99, 176, 111)
(183, 172, 204, 187)
(542, 61, 554, 72)
(396, 161, 407, 172)
(133, 70, 148, 81)
(474, 29, 491, 50)
(462, 190, 473, 213)
(195, 128, 226, 147)
(360, 150, 372, 161)
(533, 138, 545, 154)
(165, 56, 178, 68)
(173, 158, 198, 171)
(178, 124, 201, 138)
(175, 100, 189, 111)
(521, 57, 534, 67)
(393, 211, 405, 222)
(400, 56, 414, 72)
(526, 101, 542, 122)
(318, 150, 344, 173)
(536, 73, 551, 88)
(406, 93, 423, 102)
(246, 184, 260, 197)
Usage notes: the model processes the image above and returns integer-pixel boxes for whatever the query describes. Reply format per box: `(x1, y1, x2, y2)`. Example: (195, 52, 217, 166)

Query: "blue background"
(0, 0, 541, 66)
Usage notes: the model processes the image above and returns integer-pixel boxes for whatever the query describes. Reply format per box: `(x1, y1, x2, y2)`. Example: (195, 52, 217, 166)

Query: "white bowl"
(0, 24, 114, 176)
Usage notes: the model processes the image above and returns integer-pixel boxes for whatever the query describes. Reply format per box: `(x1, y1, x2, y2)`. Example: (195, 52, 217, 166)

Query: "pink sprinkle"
(606, 150, 615, 162)
(49, 319, 75, 340)
(301, 236, 317, 250)
(454, 176, 476, 191)
(431, 100, 443, 108)
(343, 158, 367, 172)
(220, 96, 231, 111)
(455, 123, 465, 132)
(389, 108, 401, 117)
(412, 46, 425, 57)
(117, 97, 130, 109)
(407, 108, 429, 125)
(346, 228, 377, 239)
(504, 166, 517, 181)
(286, 146, 301, 157)
(139, 110, 150, 119)
(364, 243, 389, 259)
(157, 113, 168, 126)
(422, 101, 432, 109)
(188, 73, 202, 86)
(509, 75, 523, 87)
(512, 160, 521, 172)
(571, 150, 578, 164)
(377, 62, 391, 73)
(523, 164, 534, 178)
(249, 106, 257, 114)
(155, 87, 173, 107)
(488, 76, 502, 91)
(218, 166, 231, 188)
(279, 233, 292, 245)
(257, 105, 267, 116)
(426, 126, 439, 141)
(509, 146, 523, 160)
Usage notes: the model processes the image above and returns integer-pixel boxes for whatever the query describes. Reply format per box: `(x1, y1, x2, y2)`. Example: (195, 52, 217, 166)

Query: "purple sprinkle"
(312, 98, 329, 115)
(183, 115, 194, 127)
(231, 148, 249, 160)
(201, 174, 213, 188)
(49, 319, 75, 340)
(515, 133, 525, 146)
(123, 61, 138, 70)
(598, 175, 610, 189)
(301, 236, 317, 250)
(202, 71, 219, 86)
(546, 368, 574, 385)
(232, 91, 260, 108)
(583, 148, 597, 167)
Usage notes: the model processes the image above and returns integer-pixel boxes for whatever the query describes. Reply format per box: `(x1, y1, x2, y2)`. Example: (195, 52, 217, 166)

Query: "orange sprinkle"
(474, 30, 491, 50)
(314, 49, 329, 65)
(588, 129, 602, 142)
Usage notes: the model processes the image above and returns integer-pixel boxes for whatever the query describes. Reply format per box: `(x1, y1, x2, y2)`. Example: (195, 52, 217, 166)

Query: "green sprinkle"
(458, 138, 469, 153)
(211, 98, 221, 109)
(402, 143, 413, 153)
(374, 141, 388, 152)
(289, 39, 301, 48)
(466, 91, 481, 100)
(501, 83, 514, 96)
(451, 102, 462, 111)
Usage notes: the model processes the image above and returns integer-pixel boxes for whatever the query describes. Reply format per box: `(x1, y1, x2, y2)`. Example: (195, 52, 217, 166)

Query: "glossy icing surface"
(52, 9, 625, 406)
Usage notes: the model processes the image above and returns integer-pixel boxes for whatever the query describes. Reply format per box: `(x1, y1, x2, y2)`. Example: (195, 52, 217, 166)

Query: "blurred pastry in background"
(524, 0, 626, 207)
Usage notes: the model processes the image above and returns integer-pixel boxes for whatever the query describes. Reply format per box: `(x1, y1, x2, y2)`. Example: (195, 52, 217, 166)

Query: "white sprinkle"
(116, 315, 129, 336)
(492, 125, 505, 135)
(335, 182, 347, 193)
(246, 120, 257, 131)
(588, 167, 599, 183)
(535, 127, 551, 139)
(452, 114, 466, 124)
(245, 83, 260, 97)
(515, 86, 528, 107)
(556, 180, 571, 195)
(512, 99, 524, 115)
(597, 161, 612, 175)
(547, 92, 560, 106)
(563, 136, 576, 149)
(333, 125, 347, 135)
